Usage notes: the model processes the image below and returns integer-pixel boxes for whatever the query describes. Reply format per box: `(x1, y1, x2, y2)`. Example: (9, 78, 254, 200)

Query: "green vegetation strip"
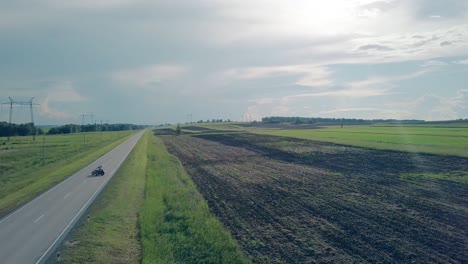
(251, 126, 468, 157)
(54, 132, 247, 263)
(0, 131, 134, 217)
(402, 171, 468, 184)
(55, 131, 149, 263)
(140, 135, 248, 263)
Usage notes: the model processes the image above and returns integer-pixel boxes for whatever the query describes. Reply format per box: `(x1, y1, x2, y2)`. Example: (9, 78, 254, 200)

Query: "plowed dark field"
(161, 133, 468, 263)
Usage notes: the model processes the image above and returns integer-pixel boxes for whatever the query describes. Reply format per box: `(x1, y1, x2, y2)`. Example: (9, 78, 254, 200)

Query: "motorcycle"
(91, 166, 105, 176)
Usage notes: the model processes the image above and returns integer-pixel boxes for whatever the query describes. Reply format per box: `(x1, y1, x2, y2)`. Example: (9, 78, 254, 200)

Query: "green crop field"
(177, 123, 465, 157)
(252, 125, 468, 157)
(176, 123, 468, 157)
(0, 131, 135, 216)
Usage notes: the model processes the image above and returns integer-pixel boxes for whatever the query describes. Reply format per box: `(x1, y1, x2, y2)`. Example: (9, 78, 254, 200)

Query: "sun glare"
(245, 0, 372, 37)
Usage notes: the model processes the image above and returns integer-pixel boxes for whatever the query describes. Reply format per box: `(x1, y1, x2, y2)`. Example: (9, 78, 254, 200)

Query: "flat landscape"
(161, 127, 468, 263)
(252, 125, 468, 158)
(5, 124, 465, 263)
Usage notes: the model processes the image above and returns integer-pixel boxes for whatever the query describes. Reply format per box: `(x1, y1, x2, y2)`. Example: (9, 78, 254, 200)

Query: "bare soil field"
(162, 133, 468, 263)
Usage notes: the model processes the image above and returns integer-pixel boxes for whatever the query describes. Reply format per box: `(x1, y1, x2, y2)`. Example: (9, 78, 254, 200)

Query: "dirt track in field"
(162, 133, 468, 263)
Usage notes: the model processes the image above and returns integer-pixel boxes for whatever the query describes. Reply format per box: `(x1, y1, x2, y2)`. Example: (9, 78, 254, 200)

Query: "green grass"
(402, 171, 468, 184)
(250, 125, 468, 157)
(172, 123, 468, 157)
(140, 134, 248, 264)
(53, 132, 248, 263)
(55, 131, 149, 263)
(0, 131, 135, 216)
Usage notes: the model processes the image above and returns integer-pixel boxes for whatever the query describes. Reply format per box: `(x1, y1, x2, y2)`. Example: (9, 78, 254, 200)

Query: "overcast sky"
(1, 0, 467, 125)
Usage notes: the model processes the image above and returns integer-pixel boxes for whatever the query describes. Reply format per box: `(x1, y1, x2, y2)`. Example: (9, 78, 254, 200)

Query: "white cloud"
(349, 69, 431, 90)
(318, 107, 384, 114)
(350, 24, 468, 63)
(244, 86, 392, 120)
(421, 60, 448, 67)
(222, 64, 333, 87)
(453, 58, 468, 64)
(45, 0, 135, 9)
(36, 81, 85, 120)
(112, 64, 188, 87)
(385, 89, 468, 120)
(1, 0, 468, 124)
(46, 81, 86, 102)
(289, 87, 392, 99)
(242, 69, 434, 119)
(197, 1, 468, 65)
(39, 97, 74, 119)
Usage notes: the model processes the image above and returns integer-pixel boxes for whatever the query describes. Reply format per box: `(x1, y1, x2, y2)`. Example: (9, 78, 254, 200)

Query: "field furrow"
(162, 133, 468, 263)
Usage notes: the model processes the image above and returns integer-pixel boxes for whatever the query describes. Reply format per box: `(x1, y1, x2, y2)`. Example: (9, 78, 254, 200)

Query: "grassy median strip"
(55, 131, 148, 263)
(0, 131, 134, 217)
(140, 134, 248, 264)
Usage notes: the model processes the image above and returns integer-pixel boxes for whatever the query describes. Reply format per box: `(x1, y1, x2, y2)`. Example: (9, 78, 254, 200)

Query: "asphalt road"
(0, 131, 144, 264)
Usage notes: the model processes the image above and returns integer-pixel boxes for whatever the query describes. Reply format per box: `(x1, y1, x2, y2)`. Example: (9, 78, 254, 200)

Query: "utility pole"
(42, 135, 45, 165)
(8, 97, 13, 124)
(2, 97, 39, 140)
(2, 97, 39, 124)
(80, 113, 94, 146)
(100, 120, 103, 142)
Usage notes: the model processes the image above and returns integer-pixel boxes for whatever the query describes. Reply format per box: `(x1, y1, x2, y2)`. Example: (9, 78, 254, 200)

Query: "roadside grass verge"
(140, 134, 248, 263)
(53, 131, 149, 263)
(0, 131, 135, 217)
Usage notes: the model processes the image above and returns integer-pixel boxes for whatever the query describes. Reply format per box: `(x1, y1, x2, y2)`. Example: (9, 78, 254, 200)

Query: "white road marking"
(0, 156, 108, 224)
(34, 214, 44, 224)
(34, 132, 143, 264)
(64, 192, 72, 199)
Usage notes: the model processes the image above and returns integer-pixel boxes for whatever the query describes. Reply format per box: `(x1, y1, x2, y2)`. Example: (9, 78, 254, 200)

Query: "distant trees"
(176, 124, 181, 136)
(47, 123, 147, 135)
(197, 119, 230, 124)
(47, 124, 81, 134)
(261, 116, 429, 125)
(0, 122, 43, 137)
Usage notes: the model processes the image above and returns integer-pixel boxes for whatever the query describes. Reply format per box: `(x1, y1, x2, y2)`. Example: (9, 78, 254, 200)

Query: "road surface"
(0, 131, 144, 264)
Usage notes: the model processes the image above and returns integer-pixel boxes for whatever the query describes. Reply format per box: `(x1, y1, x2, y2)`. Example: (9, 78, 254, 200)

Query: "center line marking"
(64, 192, 72, 199)
(34, 214, 44, 223)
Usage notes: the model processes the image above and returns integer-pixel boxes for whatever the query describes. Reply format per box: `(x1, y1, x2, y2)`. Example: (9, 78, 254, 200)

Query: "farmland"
(183, 123, 468, 157)
(161, 131, 468, 263)
(252, 125, 468, 158)
(0, 131, 134, 216)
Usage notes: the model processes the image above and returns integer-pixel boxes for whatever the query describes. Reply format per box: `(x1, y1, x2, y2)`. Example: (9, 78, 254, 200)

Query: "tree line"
(0, 122, 147, 137)
(262, 116, 468, 125)
(0, 122, 43, 137)
(261, 116, 426, 125)
(47, 123, 147, 134)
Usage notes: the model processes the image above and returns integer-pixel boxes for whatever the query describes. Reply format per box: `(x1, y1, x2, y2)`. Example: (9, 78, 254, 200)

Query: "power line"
(1, 97, 39, 125)
(80, 113, 94, 126)
(79, 113, 94, 146)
